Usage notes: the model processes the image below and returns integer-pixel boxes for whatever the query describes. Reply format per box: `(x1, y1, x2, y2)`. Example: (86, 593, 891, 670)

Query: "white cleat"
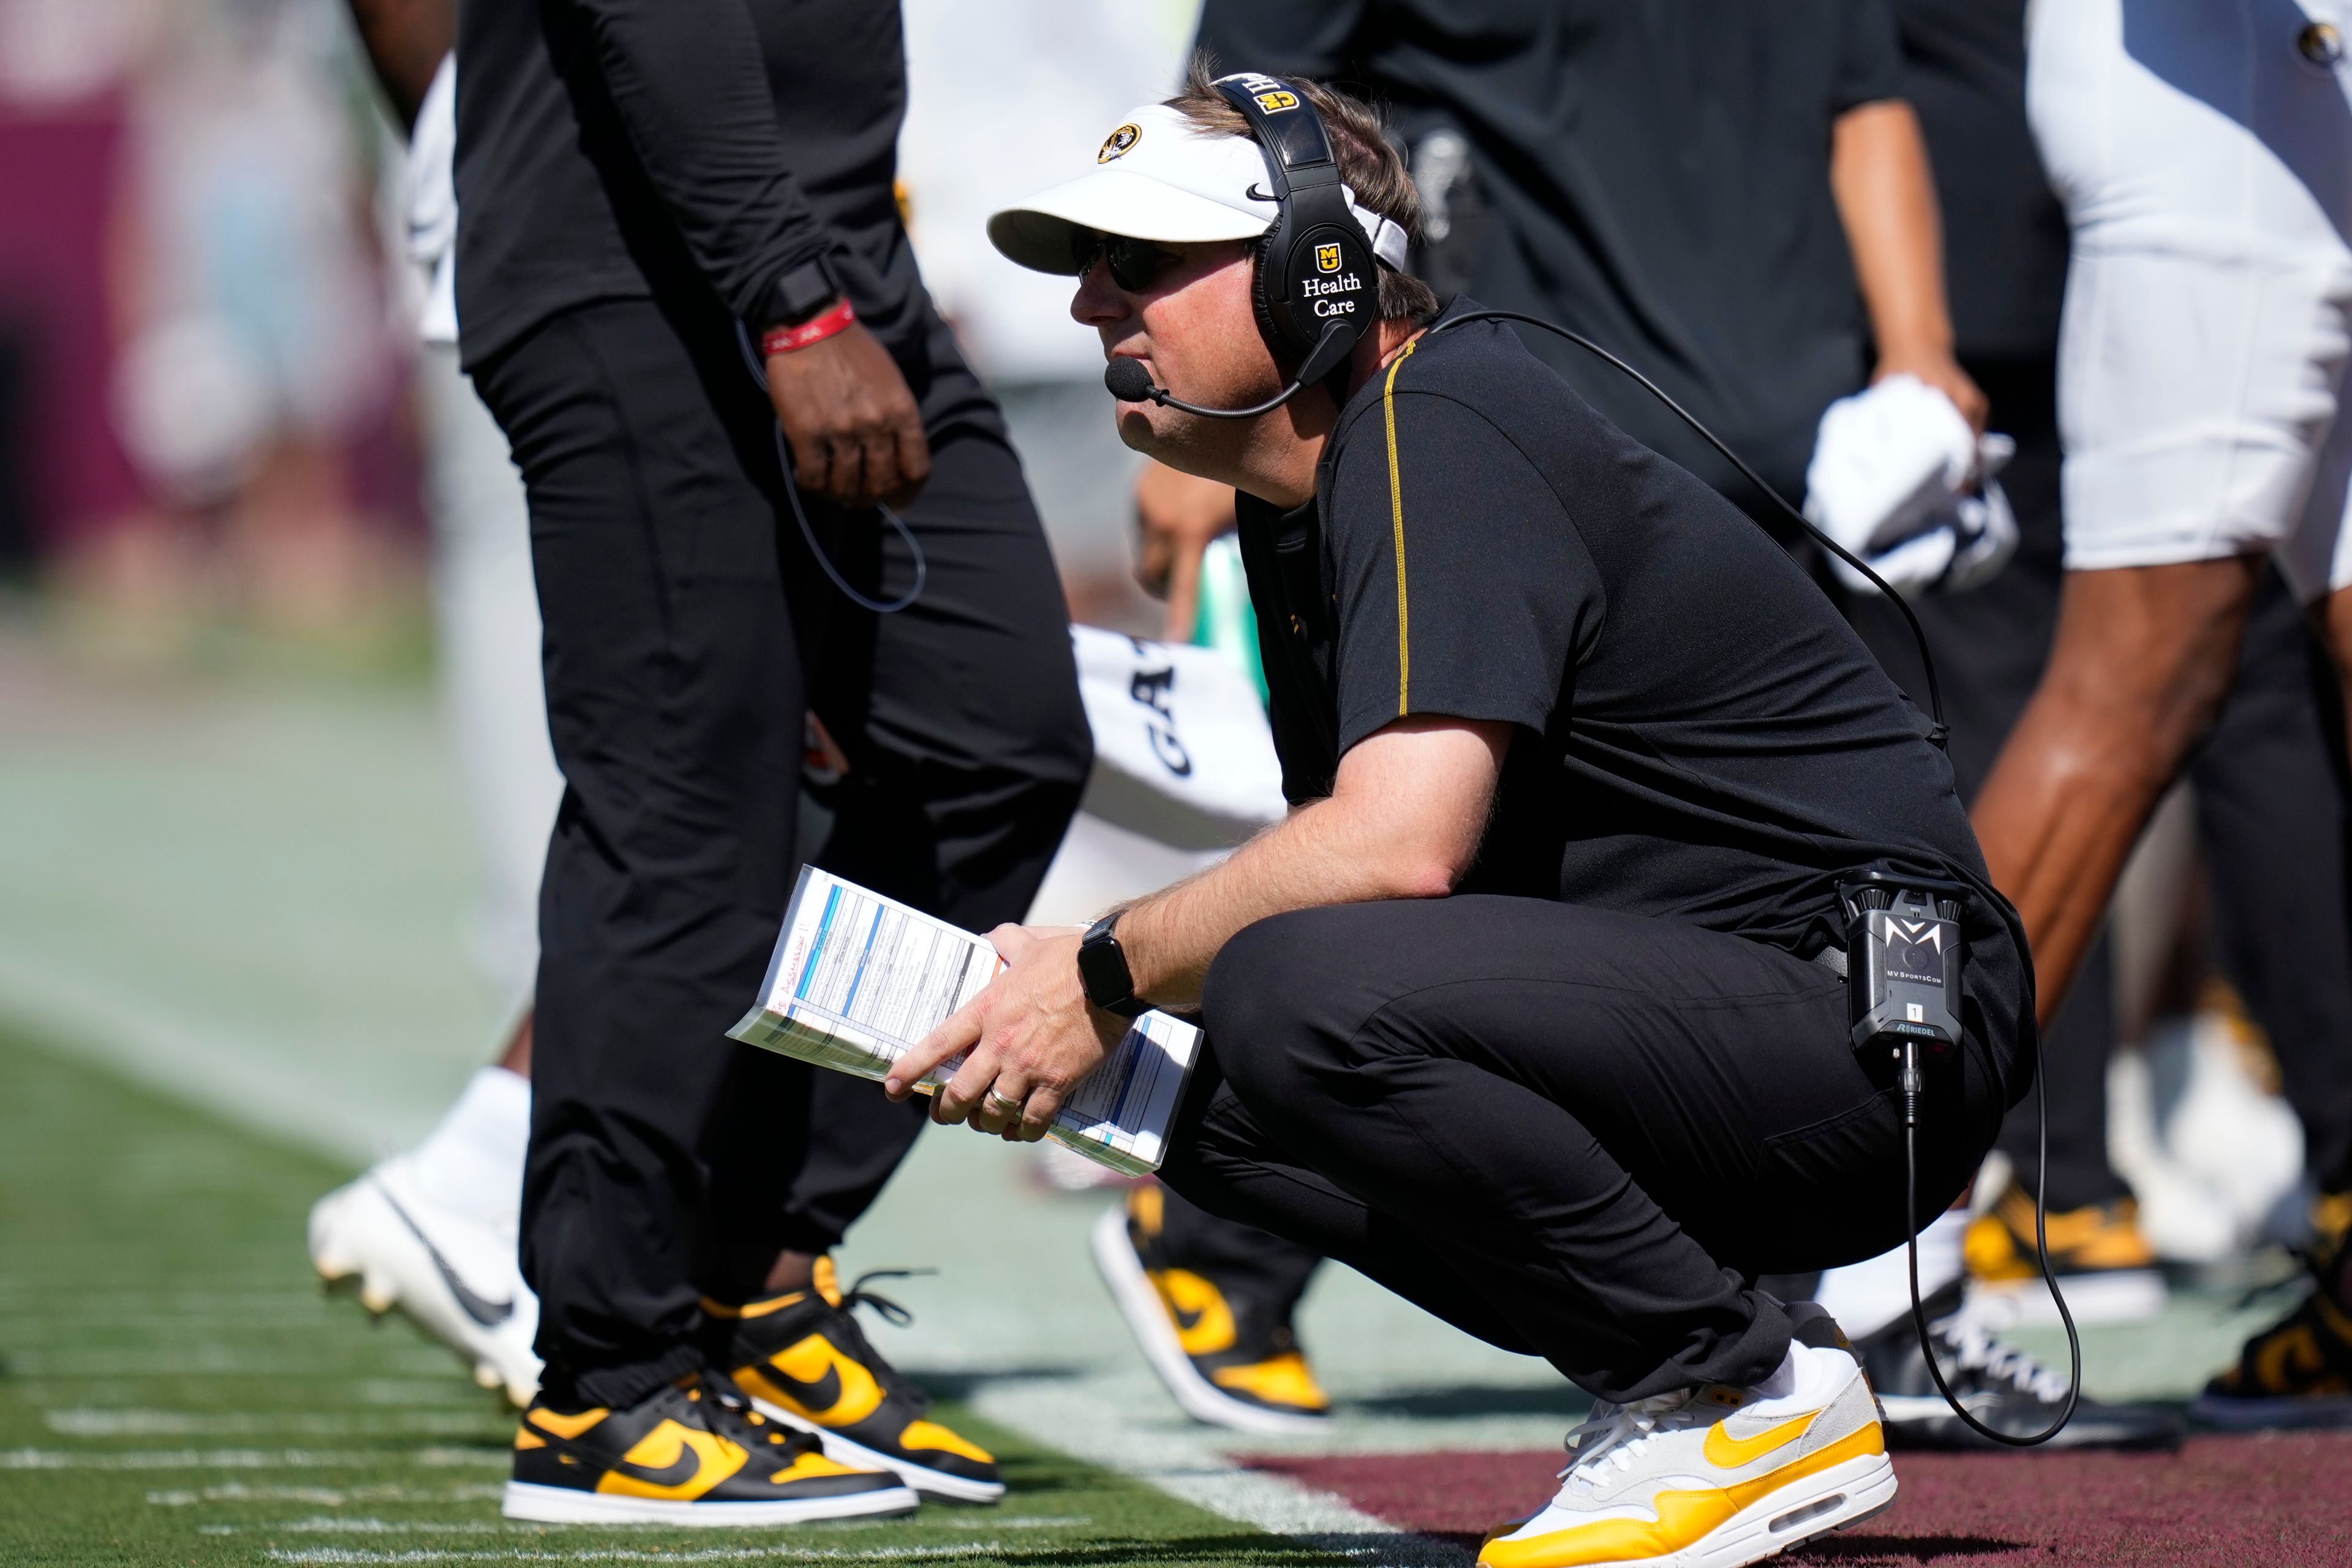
(1476, 1343, 1896, 1568)
(310, 1153, 541, 1406)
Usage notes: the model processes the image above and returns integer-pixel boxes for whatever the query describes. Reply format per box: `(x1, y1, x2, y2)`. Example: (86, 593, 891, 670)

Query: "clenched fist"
(766, 322, 931, 508)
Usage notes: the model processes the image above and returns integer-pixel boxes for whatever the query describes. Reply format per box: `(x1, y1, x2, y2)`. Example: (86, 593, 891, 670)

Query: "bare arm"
(886, 715, 1511, 1131)
(345, 0, 451, 134)
(1830, 99, 1987, 433)
(1134, 461, 1238, 641)
(1115, 716, 1507, 1006)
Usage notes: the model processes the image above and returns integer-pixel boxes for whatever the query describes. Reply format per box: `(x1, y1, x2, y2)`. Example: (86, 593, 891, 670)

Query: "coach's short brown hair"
(1169, 58, 1441, 326)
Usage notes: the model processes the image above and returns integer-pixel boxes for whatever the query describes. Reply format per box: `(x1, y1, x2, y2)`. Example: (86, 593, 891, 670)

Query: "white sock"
(1812, 1208, 1968, 1341)
(406, 1066, 531, 1229)
(1747, 1341, 1851, 1408)
(1751, 1341, 1803, 1401)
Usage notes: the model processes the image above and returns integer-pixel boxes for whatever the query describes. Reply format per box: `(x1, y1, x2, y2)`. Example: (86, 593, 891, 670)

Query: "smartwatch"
(758, 255, 843, 330)
(1077, 913, 1149, 1018)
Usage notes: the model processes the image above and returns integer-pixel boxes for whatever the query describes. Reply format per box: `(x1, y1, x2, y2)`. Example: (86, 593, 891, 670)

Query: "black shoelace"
(696, 1368, 825, 1457)
(821, 1269, 935, 1409)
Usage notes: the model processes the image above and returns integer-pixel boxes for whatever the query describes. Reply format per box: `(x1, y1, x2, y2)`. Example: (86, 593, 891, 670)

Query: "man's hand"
(883, 924, 1126, 1140)
(767, 322, 931, 508)
(1134, 461, 1238, 640)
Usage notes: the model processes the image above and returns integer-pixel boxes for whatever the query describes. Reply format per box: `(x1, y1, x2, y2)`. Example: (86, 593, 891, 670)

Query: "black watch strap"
(760, 255, 843, 329)
(1077, 913, 1148, 1018)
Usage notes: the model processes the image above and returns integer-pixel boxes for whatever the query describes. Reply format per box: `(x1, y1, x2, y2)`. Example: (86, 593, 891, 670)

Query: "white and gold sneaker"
(1477, 1343, 1894, 1568)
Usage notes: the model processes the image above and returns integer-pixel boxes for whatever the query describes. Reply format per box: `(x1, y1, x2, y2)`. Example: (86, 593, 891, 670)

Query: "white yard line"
(47, 1409, 493, 1438)
(263, 1547, 1028, 1564)
(1, 1447, 507, 1470)
(146, 1484, 507, 1507)
(199, 1517, 1093, 1536)
(971, 1370, 1472, 1568)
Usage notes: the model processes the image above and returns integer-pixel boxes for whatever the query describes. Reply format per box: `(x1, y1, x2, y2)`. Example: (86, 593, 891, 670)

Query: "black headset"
(1103, 72, 1380, 417)
(1217, 73, 1381, 385)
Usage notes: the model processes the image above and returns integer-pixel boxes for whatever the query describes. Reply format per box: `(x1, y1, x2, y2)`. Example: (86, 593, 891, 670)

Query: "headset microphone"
(1101, 358, 1160, 404)
(1101, 320, 1357, 419)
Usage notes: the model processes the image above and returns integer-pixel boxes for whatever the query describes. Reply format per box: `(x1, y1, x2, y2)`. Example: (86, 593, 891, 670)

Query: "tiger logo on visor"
(1098, 123, 1142, 163)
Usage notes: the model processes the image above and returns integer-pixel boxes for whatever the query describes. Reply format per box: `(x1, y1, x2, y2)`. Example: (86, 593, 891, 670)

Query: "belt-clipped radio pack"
(1839, 869, 1964, 1058)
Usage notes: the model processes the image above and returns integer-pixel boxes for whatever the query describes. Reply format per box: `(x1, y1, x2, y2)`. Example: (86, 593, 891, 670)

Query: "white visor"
(987, 103, 1411, 277)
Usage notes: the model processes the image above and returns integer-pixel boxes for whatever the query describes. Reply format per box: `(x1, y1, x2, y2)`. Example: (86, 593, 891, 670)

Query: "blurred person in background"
(100, 0, 409, 639)
(306, 0, 558, 1414)
(1780, 0, 2296, 1451)
(0, 0, 145, 583)
(1950, 0, 2352, 1430)
(456, 0, 1090, 1525)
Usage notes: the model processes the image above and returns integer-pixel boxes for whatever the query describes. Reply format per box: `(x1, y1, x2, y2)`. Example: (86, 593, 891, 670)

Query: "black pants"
(473, 297, 1090, 1406)
(1161, 896, 2010, 1404)
(2196, 576, 2352, 1194)
(1153, 1188, 1324, 1317)
(1844, 356, 2352, 1208)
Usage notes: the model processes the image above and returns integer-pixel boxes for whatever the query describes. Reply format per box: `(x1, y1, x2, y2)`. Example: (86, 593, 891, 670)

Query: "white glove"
(1806, 374, 1975, 559)
(1808, 379, 2018, 598)
(1944, 479, 2019, 594)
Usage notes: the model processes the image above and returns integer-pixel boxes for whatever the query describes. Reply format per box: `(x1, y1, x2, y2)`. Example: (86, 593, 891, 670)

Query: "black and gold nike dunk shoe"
(2192, 1202, 2352, 1430)
(1964, 1182, 2166, 1322)
(709, 1261, 1005, 1504)
(1090, 1186, 1332, 1434)
(502, 1369, 917, 1525)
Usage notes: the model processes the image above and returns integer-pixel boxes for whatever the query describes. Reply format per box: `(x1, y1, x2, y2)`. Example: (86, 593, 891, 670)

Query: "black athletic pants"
(1153, 1188, 1324, 1320)
(1160, 896, 2011, 1404)
(1845, 356, 2352, 1208)
(473, 296, 1090, 1407)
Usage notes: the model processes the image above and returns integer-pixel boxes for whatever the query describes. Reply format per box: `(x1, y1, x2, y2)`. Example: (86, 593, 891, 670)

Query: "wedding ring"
(983, 1088, 1024, 1116)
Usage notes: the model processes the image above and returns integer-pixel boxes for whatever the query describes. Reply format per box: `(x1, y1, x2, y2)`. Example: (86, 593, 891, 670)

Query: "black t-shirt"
(1237, 301, 2030, 1085)
(1891, 0, 2068, 362)
(456, 0, 989, 432)
(1196, 0, 1904, 508)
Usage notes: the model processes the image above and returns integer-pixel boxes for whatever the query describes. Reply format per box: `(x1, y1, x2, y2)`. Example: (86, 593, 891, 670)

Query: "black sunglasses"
(1070, 228, 1182, 292)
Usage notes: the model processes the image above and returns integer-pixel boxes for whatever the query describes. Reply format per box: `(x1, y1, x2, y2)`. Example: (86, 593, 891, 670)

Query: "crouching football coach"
(888, 69, 2033, 1568)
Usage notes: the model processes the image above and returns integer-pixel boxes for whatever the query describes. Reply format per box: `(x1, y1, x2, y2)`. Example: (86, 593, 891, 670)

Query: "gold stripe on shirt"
(1383, 338, 1420, 716)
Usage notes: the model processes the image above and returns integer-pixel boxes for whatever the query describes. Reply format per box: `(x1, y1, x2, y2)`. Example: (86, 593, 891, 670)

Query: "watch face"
(771, 260, 839, 325)
(1077, 930, 1130, 1008)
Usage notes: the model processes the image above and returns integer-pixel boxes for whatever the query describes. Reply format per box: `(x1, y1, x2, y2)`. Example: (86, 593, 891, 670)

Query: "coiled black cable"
(734, 322, 927, 615)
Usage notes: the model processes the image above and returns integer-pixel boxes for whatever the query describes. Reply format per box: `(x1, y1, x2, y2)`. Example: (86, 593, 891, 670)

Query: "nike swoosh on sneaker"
(372, 1180, 516, 1328)
(1701, 1409, 1817, 1468)
(609, 1448, 703, 1488)
(759, 1362, 843, 1416)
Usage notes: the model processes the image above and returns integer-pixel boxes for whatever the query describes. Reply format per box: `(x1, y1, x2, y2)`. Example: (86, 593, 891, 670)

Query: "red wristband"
(761, 297, 856, 356)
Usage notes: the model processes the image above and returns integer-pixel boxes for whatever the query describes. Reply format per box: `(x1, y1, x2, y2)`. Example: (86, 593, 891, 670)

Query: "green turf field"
(0, 1020, 1340, 1568)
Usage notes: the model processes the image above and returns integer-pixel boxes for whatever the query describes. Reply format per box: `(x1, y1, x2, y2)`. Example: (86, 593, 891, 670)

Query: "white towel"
(1805, 375, 2018, 598)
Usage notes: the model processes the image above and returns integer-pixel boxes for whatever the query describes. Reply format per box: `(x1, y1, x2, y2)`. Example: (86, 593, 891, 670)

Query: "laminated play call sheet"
(731, 866, 1200, 1175)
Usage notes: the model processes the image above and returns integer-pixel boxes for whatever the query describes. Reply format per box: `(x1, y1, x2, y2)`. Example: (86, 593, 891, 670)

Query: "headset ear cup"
(1250, 227, 1293, 361)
